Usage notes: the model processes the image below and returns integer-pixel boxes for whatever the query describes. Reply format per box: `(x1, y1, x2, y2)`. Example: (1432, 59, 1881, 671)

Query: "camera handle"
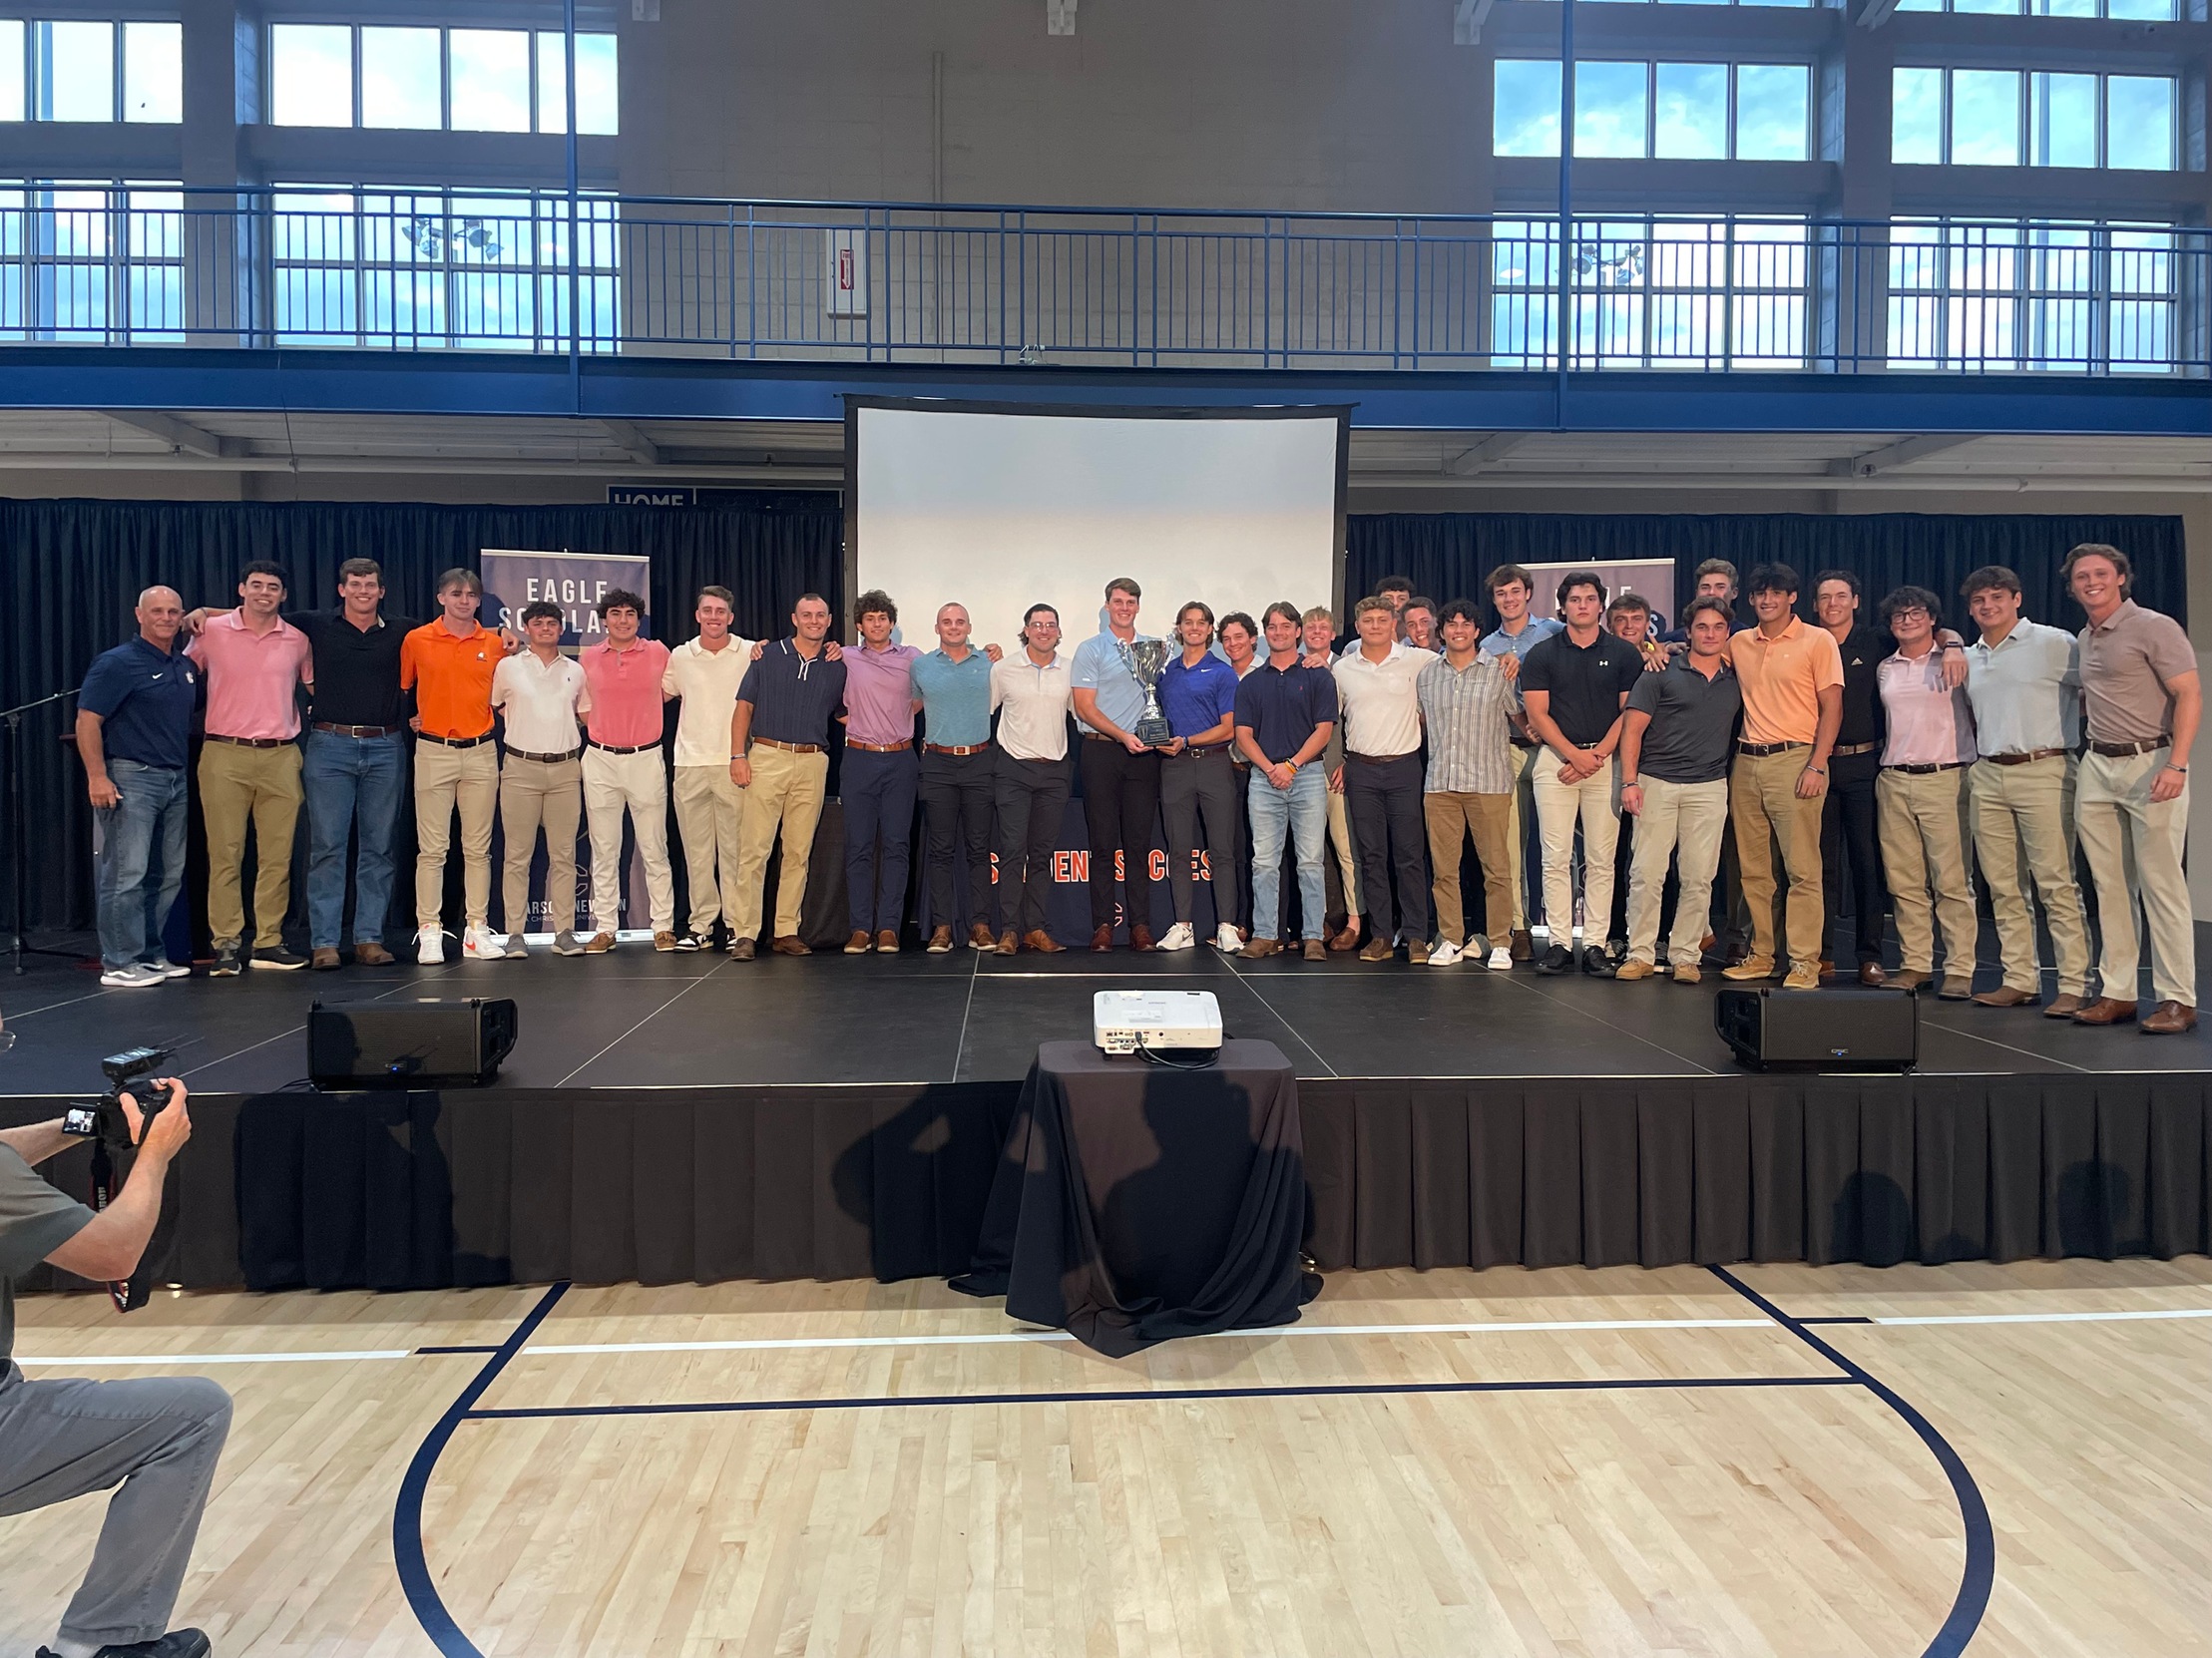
(85, 1090, 158, 1315)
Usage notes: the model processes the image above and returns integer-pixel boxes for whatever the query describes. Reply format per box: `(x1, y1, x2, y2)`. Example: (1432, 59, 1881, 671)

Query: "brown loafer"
(1890, 970, 1932, 993)
(728, 938, 755, 961)
(1303, 939, 1327, 962)
(654, 930, 678, 953)
(1128, 924, 1155, 953)
(1023, 929, 1065, 954)
(353, 941, 395, 966)
(2072, 997, 2137, 1027)
(1940, 979, 1974, 1001)
(926, 926, 955, 954)
(1091, 926, 1114, 953)
(1239, 937, 1281, 959)
(2143, 1001, 2198, 1036)
(997, 929, 1020, 955)
(2042, 993, 2087, 1020)
(1818, 959, 1836, 981)
(1328, 920, 1362, 953)
(969, 924, 996, 951)
(310, 947, 341, 971)
(875, 929, 900, 954)
(1858, 962, 1887, 988)
(1358, 936, 1394, 963)
(1974, 986, 2036, 1009)
(843, 930, 873, 955)
(771, 935, 811, 957)
(584, 932, 616, 954)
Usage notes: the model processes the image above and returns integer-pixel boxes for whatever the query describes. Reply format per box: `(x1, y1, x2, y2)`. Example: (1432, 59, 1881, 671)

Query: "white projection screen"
(848, 401, 1348, 650)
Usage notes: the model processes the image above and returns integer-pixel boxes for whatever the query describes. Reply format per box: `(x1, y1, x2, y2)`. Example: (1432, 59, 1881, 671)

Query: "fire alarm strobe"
(1093, 990, 1224, 1055)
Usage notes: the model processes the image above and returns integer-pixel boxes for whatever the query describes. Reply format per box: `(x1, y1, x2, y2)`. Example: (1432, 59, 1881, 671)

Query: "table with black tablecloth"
(951, 1038, 1318, 1356)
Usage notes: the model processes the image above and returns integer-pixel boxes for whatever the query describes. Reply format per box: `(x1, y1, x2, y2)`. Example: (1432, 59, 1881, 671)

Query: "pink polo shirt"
(840, 640, 922, 745)
(580, 637, 671, 747)
(185, 609, 313, 740)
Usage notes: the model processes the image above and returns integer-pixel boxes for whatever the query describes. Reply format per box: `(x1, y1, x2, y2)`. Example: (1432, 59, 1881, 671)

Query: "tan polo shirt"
(2077, 600, 2197, 745)
(1726, 616, 1844, 746)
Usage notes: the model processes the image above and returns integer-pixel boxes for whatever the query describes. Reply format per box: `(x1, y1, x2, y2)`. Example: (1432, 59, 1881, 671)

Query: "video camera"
(61, 1045, 178, 1151)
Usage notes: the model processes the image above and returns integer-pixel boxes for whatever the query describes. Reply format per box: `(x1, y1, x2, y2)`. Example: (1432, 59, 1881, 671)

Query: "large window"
(1887, 218, 2176, 371)
(269, 186, 619, 350)
(267, 25, 618, 134)
(1894, 67, 2174, 169)
(0, 20, 181, 122)
(1492, 216, 1809, 368)
(1495, 60, 1810, 161)
(1893, 0, 2173, 16)
(0, 182, 183, 340)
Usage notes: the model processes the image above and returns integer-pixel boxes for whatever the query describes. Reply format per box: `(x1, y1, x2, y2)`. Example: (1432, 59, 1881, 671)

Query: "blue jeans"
(301, 729, 404, 948)
(1247, 763, 1328, 942)
(94, 758, 188, 971)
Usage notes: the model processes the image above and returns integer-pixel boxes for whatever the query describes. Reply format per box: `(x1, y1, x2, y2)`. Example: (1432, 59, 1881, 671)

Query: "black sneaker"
(250, 946, 308, 971)
(39, 1628, 212, 1658)
(1580, 946, 1616, 979)
(671, 930, 705, 952)
(210, 943, 242, 977)
(1535, 943, 1572, 976)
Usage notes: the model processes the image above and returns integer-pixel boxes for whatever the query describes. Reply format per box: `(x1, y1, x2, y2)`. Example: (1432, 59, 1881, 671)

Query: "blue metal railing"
(0, 186, 2202, 376)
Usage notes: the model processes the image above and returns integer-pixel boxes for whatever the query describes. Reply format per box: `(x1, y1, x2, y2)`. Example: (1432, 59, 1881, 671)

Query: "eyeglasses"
(1890, 608, 1932, 622)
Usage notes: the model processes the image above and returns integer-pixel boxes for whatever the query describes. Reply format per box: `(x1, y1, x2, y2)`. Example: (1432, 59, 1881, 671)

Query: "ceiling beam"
(1827, 433, 1982, 478)
(1453, 0, 1495, 46)
(1857, 0, 1904, 26)
(600, 418, 662, 466)
(1047, 0, 1077, 36)
(100, 409, 241, 459)
(1443, 431, 1531, 476)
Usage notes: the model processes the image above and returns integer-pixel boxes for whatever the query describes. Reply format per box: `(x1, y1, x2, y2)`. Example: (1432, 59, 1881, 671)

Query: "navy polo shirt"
(1232, 659, 1337, 764)
(737, 638, 848, 747)
(79, 635, 197, 769)
(1159, 649, 1240, 742)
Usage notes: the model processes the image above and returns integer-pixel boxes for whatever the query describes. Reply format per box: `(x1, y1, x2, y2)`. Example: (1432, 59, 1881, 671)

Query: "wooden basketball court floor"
(4, 1258, 2211, 1658)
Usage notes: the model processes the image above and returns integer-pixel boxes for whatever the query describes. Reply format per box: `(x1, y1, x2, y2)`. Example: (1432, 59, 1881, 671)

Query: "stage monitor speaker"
(308, 998, 518, 1088)
(1713, 987, 1919, 1073)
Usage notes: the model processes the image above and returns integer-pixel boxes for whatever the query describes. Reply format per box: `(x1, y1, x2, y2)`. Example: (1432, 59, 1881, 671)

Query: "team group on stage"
(74, 544, 2197, 1033)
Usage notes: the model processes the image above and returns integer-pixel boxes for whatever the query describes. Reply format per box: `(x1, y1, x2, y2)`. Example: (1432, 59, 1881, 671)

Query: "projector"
(1093, 990, 1224, 1055)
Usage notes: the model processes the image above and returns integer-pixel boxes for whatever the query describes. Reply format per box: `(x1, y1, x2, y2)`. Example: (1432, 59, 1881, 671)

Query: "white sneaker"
(1428, 938, 1465, 968)
(462, 926, 506, 961)
(100, 962, 167, 988)
(1213, 924, 1242, 953)
(1157, 922, 1194, 951)
(416, 927, 446, 965)
(1487, 945, 1514, 971)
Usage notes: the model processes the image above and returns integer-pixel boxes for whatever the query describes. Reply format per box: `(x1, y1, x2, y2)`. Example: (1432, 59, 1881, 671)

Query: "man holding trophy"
(1070, 577, 1171, 952)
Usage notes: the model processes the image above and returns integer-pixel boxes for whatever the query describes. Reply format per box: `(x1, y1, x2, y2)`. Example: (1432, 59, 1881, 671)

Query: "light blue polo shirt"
(911, 645, 995, 747)
(1070, 628, 1159, 734)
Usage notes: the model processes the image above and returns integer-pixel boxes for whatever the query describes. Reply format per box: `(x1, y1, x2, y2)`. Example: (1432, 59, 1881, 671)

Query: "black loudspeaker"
(308, 998, 519, 1088)
(1714, 987, 1920, 1073)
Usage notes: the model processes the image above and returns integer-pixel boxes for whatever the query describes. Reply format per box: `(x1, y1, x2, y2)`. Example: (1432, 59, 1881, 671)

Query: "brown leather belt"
(419, 731, 494, 748)
(206, 733, 290, 749)
(312, 721, 399, 738)
(1738, 740, 1808, 757)
(506, 746, 581, 764)
(923, 741, 992, 756)
(753, 736, 823, 754)
(1831, 741, 1880, 758)
(1981, 747, 2069, 766)
(2089, 736, 2170, 757)
(588, 739, 658, 756)
(846, 739, 912, 753)
(1884, 760, 1970, 775)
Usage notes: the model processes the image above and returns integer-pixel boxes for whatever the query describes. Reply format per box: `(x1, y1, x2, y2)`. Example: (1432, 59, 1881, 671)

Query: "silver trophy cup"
(1123, 638, 1173, 748)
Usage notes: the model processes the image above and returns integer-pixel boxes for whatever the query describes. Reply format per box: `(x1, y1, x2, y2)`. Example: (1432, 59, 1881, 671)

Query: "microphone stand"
(4, 687, 82, 975)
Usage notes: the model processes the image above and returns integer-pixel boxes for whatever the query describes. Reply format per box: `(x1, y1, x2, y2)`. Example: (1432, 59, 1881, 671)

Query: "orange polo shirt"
(1726, 617, 1844, 746)
(400, 621, 500, 739)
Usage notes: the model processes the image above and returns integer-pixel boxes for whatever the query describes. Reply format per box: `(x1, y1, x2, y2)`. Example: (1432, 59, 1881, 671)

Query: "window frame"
(263, 21, 618, 136)
(1494, 56, 1814, 163)
(3, 17, 183, 124)
(1892, 64, 2178, 170)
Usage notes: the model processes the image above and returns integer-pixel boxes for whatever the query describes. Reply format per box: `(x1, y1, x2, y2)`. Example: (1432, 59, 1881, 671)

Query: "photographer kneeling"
(0, 1080, 229, 1658)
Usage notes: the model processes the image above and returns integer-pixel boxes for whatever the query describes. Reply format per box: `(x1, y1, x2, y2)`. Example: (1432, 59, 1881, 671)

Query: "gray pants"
(1159, 744, 1242, 927)
(0, 1368, 231, 1648)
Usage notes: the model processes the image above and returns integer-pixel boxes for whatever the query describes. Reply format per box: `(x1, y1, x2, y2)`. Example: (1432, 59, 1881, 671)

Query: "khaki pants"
(1626, 776, 1729, 968)
(583, 746, 674, 935)
(1506, 742, 1540, 931)
(197, 740, 302, 949)
(1969, 755, 2091, 998)
(734, 744, 828, 941)
(414, 739, 498, 932)
(2076, 748, 2195, 1008)
(499, 752, 581, 935)
(673, 763, 745, 935)
(1531, 748, 1619, 942)
(1325, 785, 1361, 917)
(1424, 790, 1514, 947)
(1730, 747, 1825, 969)
(1879, 767, 1980, 981)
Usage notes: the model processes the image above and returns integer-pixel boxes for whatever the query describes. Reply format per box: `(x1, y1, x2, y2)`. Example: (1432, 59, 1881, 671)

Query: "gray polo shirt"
(1, 1144, 93, 1372)
(1625, 656, 1743, 785)
(1966, 619, 2079, 755)
(2077, 601, 2197, 745)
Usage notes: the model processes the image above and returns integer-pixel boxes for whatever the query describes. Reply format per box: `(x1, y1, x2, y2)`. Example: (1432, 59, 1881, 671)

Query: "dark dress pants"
(1159, 744, 1242, 928)
(920, 747, 996, 933)
(995, 751, 1071, 936)
(1345, 752, 1430, 943)
(1822, 748, 1886, 965)
(1078, 738, 1163, 932)
(842, 745, 918, 936)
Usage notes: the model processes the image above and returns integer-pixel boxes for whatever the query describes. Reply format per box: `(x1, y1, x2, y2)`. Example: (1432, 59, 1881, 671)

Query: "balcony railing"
(0, 186, 2203, 376)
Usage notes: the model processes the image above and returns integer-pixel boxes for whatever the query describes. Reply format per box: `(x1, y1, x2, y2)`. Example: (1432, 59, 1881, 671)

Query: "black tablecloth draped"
(952, 1039, 1318, 1356)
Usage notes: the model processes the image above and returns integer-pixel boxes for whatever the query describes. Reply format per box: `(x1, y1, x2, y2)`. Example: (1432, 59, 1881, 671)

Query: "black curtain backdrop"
(1346, 512, 2186, 633)
(0, 494, 842, 932)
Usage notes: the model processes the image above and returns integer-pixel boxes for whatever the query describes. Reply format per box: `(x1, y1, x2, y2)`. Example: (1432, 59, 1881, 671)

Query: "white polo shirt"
(661, 633, 756, 768)
(990, 650, 1074, 761)
(490, 650, 588, 756)
(1331, 639, 1426, 757)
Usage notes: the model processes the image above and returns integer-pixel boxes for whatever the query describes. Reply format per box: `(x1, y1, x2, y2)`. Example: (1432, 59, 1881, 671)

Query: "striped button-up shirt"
(1417, 649, 1520, 795)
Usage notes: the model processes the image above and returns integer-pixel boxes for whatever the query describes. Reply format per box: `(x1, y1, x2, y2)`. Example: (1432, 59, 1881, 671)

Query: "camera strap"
(85, 1140, 145, 1314)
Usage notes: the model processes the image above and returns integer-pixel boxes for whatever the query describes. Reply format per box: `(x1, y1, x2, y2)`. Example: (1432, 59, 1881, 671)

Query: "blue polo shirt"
(910, 645, 995, 747)
(1481, 616, 1563, 661)
(1069, 629, 1159, 735)
(1233, 659, 1337, 764)
(1159, 649, 1240, 742)
(79, 635, 197, 769)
